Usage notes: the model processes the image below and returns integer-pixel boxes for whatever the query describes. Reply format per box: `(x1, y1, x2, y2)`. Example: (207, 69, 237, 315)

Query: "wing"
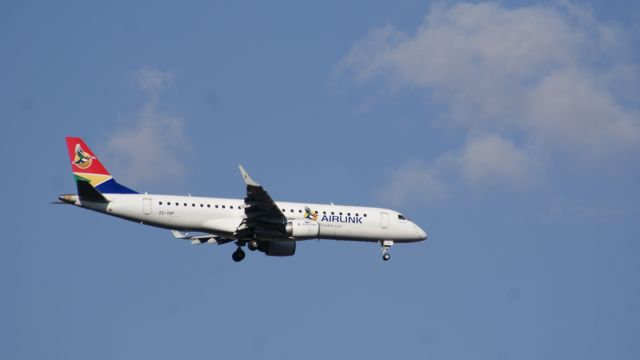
(235, 165, 288, 240)
(171, 230, 235, 245)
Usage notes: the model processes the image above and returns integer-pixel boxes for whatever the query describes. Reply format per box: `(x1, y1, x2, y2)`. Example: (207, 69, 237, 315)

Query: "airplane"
(57, 137, 428, 262)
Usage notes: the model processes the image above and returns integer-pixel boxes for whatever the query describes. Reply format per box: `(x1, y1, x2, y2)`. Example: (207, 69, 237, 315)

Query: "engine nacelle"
(285, 220, 320, 239)
(258, 240, 296, 256)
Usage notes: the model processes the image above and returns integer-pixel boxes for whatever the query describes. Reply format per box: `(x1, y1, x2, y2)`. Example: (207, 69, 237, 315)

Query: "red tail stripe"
(65, 137, 110, 176)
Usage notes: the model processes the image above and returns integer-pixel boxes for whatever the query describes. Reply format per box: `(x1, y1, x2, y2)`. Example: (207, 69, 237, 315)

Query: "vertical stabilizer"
(65, 137, 137, 195)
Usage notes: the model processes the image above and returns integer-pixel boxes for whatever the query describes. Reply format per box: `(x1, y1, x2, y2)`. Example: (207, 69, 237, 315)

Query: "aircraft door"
(143, 198, 152, 215)
(380, 212, 389, 229)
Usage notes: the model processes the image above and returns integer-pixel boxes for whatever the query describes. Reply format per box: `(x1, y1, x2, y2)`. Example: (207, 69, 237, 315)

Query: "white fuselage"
(75, 193, 428, 243)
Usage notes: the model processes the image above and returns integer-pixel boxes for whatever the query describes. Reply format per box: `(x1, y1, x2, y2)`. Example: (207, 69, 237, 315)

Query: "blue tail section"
(95, 178, 138, 194)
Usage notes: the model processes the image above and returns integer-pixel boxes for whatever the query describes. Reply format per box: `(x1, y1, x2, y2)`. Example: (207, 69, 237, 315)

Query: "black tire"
(232, 249, 246, 262)
(382, 253, 391, 261)
(248, 241, 258, 251)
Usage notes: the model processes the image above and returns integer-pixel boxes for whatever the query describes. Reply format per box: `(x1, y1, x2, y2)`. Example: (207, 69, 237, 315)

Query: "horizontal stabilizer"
(76, 179, 108, 203)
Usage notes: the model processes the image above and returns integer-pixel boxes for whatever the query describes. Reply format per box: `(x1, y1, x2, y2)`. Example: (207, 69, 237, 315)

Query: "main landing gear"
(381, 240, 393, 262)
(232, 240, 258, 262)
(248, 240, 259, 251)
(232, 242, 246, 262)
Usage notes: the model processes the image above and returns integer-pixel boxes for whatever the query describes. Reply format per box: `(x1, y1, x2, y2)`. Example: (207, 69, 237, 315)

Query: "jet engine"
(285, 220, 320, 239)
(258, 239, 296, 256)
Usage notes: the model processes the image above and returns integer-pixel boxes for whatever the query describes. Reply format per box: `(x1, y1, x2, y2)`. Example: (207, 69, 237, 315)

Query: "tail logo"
(72, 144, 96, 169)
(304, 206, 318, 221)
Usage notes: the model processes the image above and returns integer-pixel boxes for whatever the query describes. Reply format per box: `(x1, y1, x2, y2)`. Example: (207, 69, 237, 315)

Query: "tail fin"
(65, 137, 137, 196)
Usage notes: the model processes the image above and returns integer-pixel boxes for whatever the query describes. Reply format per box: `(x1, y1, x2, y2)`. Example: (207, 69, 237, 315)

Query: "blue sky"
(2, 1, 639, 359)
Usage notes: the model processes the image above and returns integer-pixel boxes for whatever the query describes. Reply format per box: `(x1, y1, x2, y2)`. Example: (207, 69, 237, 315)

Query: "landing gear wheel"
(380, 240, 393, 262)
(232, 248, 246, 262)
(248, 240, 259, 251)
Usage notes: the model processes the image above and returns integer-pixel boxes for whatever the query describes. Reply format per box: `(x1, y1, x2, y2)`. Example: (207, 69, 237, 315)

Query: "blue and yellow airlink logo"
(305, 206, 363, 224)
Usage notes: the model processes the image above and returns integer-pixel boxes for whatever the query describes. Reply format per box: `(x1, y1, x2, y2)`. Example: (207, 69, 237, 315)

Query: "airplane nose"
(416, 226, 428, 240)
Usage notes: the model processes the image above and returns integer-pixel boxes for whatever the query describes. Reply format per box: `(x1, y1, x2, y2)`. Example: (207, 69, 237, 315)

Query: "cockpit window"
(398, 214, 407, 221)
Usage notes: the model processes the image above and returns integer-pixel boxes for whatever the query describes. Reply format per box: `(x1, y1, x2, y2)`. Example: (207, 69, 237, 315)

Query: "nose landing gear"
(380, 240, 393, 261)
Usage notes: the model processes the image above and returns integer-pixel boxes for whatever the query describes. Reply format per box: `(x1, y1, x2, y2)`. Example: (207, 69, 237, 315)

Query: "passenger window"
(347, 213, 351, 216)
(364, 214, 367, 217)
(230, 206, 234, 209)
(331, 212, 334, 215)
(200, 204, 203, 207)
(355, 213, 359, 216)
(222, 205, 226, 209)
(207, 204, 210, 208)
(339, 212, 342, 216)
(192, 204, 195, 207)
(183, 203, 187, 206)
(159, 201, 163, 205)
(175, 202, 179, 206)
(323, 211, 326, 215)
(298, 209, 302, 213)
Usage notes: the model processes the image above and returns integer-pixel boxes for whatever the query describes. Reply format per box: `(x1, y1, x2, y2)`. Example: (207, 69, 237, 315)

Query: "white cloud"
(136, 66, 174, 93)
(524, 70, 640, 156)
(380, 158, 451, 205)
(382, 135, 533, 202)
(340, 2, 640, 201)
(103, 67, 191, 187)
(457, 134, 532, 189)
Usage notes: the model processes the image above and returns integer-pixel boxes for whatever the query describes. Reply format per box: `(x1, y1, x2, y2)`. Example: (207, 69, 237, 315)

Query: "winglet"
(238, 165, 261, 187)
